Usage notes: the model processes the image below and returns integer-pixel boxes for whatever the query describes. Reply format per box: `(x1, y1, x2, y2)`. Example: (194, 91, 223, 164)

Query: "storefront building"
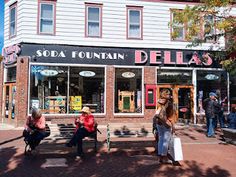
(1, 0, 234, 127)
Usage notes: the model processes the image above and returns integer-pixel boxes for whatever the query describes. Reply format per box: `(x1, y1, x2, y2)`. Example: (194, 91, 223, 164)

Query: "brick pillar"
(144, 66, 156, 120)
(106, 66, 115, 120)
(0, 62, 4, 121)
(15, 57, 29, 127)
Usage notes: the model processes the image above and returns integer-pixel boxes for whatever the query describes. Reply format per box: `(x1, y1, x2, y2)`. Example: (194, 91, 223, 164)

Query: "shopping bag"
(169, 136, 183, 161)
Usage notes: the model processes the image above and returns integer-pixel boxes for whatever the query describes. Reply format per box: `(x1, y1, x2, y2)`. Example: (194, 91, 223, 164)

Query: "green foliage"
(171, 0, 236, 75)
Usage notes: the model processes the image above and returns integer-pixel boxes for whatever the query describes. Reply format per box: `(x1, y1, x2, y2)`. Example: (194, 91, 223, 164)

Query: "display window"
(114, 68, 142, 113)
(69, 67, 105, 113)
(196, 70, 228, 113)
(29, 65, 105, 114)
(30, 65, 68, 114)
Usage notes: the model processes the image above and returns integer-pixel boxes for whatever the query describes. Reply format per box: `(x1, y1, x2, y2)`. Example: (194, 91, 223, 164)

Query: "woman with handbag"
(153, 89, 175, 164)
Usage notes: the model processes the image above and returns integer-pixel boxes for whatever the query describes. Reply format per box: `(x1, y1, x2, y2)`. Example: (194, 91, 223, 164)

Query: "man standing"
(203, 92, 220, 138)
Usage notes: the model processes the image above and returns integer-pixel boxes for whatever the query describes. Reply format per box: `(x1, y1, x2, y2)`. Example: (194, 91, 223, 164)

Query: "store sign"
(135, 50, 213, 66)
(20, 43, 218, 68)
(2, 44, 21, 65)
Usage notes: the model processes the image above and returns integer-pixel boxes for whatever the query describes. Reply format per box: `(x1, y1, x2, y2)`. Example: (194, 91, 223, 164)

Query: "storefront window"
(157, 69, 192, 84)
(197, 70, 228, 113)
(115, 68, 142, 113)
(30, 65, 68, 114)
(6, 66, 17, 82)
(69, 67, 105, 113)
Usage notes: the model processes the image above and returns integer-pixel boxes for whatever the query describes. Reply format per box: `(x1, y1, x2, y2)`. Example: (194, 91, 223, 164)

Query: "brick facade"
(15, 57, 29, 127)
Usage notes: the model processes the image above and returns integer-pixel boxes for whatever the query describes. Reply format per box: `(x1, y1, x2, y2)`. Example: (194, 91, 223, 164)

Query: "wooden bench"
(24, 123, 101, 155)
(106, 123, 155, 151)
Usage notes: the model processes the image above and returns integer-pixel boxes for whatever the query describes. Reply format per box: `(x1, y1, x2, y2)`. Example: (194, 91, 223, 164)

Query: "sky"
(0, 0, 4, 54)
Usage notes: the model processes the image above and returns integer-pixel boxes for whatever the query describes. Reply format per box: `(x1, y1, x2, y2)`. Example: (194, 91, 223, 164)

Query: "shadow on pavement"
(0, 146, 231, 177)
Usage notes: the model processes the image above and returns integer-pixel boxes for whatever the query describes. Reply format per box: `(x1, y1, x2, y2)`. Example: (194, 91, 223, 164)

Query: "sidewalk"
(0, 124, 236, 177)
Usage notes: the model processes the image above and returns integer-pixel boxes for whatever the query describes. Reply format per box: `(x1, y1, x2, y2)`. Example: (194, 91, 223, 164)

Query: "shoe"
(207, 135, 216, 138)
(161, 159, 173, 164)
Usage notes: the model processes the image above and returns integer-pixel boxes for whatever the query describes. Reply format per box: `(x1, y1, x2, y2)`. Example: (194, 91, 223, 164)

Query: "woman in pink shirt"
(23, 108, 47, 152)
(66, 106, 95, 158)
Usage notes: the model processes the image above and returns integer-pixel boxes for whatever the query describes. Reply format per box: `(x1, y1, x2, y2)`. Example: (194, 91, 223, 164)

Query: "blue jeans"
(156, 124, 171, 156)
(206, 116, 215, 137)
(214, 114, 225, 128)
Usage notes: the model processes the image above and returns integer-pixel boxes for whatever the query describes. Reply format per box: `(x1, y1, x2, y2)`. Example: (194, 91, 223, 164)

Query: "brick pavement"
(0, 125, 236, 177)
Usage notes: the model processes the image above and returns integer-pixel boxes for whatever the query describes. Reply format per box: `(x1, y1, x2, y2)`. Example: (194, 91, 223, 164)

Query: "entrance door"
(2, 83, 16, 124)
(156, 85, 193, 123)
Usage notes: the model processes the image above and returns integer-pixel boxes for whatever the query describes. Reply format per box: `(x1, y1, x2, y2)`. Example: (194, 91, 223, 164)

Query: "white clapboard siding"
(4, 0, 232, 50)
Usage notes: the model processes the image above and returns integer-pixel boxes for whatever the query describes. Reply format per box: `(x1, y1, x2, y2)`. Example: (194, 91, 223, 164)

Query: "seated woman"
(66, 106, 95, 158)
(23, 108, 48, 154)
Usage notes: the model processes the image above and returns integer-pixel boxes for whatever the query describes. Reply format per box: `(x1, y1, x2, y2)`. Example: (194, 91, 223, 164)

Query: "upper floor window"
(38, 1, 56, 35)
(85, 4, 102, 37)
(171, 10, 216, 42)
(127, 6, 143, 39)
(9, 3, 17, 38)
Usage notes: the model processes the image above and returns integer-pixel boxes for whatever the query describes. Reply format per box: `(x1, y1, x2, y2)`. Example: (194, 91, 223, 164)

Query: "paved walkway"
(0, 124, 235, 177)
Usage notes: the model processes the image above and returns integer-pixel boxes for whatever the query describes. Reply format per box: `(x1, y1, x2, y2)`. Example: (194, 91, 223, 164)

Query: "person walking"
(153, 89, 175, 164)
(203, 92, 220, 138)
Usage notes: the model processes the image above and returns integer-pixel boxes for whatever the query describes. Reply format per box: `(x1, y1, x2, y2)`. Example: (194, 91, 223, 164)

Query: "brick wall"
(0, 62, 4, 121)
(15, 57, 29, 127)
(144, 67, 156, 120)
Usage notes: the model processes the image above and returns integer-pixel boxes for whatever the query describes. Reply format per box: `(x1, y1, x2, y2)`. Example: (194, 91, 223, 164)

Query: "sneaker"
(161, 159, 173, 164)
(207, 135, 216, 138)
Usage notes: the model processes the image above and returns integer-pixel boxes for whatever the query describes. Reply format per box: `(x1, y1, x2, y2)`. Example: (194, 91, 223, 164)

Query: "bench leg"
(94, 135, 97, 153)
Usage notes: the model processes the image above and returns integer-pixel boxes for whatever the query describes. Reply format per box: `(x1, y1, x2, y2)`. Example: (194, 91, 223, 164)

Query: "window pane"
(30, 66, 68, 114)
(10, 7, 16, 36)
(129, 25, 140, 38)
(10, 8, 15, 21)
(40, 19, 53, 33)
(197, 70, 228, 113)
(128, 10, 140, 38)
(129, 10, 140, 24)
(115, 68, 142, 113)
(41, 4, 53, 19)
(88, 7, 99, 21)
(6, 67, 16, 82)
(40, 4, 54, 33)
(10, 22, 16, 36)
(69, 67, 105, 113)
(157, 70, 192, 84)
(88, 22, 99, 36)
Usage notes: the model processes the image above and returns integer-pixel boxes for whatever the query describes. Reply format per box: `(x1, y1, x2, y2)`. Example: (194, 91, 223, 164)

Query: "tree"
(170, 0, 236, 75)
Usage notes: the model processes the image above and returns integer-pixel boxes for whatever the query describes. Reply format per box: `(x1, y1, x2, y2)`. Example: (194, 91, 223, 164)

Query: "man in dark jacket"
(203, 92, 220, 138)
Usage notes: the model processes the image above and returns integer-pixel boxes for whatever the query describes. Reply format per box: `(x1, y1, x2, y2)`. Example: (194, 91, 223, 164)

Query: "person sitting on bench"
(66, 106, 95, 158)
(23, 108, 47, 154)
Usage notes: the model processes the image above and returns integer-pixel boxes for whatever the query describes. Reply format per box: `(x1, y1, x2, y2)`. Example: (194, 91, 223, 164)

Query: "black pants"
(24, 130, 47, 150)
(69, 127, 92, 155)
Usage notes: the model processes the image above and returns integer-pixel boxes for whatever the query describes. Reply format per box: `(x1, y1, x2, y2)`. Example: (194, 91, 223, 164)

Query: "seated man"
(66, 106, 95, 159)
(23, 108, 49, 154)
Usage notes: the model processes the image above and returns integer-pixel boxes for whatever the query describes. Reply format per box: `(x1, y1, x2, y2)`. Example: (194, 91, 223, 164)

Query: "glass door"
(3, 83, 16, 124)
(176, 86, 193, 124)
(156, 85, 193, 123)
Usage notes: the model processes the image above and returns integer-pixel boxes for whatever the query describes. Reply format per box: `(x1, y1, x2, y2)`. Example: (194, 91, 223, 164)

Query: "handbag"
(169, 135, 183, 161)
